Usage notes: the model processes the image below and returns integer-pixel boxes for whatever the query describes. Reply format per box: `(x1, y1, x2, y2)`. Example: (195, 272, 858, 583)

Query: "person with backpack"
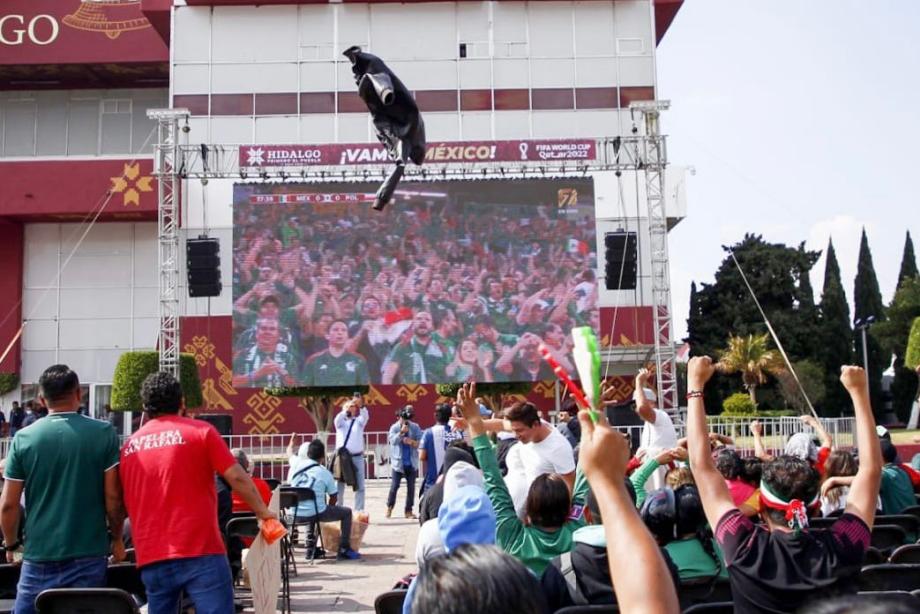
(288, 439, 360, 561)
(332, 396, 368, 512)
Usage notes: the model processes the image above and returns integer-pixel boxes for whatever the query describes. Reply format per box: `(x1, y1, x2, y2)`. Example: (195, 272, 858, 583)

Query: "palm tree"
(717, 333, 784, 405)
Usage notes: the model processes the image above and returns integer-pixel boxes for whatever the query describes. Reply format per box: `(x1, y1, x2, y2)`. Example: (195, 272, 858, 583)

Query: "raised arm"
(577, 410, 679, 614)
(801, 415, 833, 450)
(686, 356, 737, 530)
(632, 369, 655, 421)
(749, 420, 774, 462)
(840, 366, 882, 527)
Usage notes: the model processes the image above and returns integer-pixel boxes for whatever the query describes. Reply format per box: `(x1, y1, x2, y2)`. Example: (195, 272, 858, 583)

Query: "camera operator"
(386, 405, 423, 519)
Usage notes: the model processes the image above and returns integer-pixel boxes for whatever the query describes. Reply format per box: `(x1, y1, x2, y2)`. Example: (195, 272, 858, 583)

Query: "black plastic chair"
(900, 505, 920, 521)
(874, 515, 920, 541)
(808, 517, 838, 530)
(865, 547, 886, 565)
(35, 588, 139, 613)
(678, 576, 731, 610)
(858, 563, 920, 591)
(889, 544, 920, 564)
(264, 478, 282, 491)
(0, 564, 20, 600)
(682, 602, 734, 614)
(556, 606, 619, 613)
(226, 516, 291, 614)
(374, 590, 407, 614)
(855, 591, 920, 608)
(105, 564, 145, 604)
(871, 525, 908, 554)
(280, 486, 326, 563)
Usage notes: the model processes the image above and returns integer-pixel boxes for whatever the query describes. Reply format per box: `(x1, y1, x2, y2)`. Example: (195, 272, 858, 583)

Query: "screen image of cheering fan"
(231, 178, 598, 387)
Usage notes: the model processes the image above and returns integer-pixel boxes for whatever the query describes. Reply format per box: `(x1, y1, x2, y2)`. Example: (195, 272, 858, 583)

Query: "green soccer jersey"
(303, 350, 370, 386)
(4, 413, 120, 562)
(386, 337, 452, 384)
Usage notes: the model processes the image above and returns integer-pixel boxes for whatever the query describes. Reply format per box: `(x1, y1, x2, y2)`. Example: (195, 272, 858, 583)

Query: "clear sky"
(657, 0, 920, 341)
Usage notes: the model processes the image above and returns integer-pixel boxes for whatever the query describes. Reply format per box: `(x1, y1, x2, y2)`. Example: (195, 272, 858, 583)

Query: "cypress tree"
(853, 229, 887, 416)
(897, 231, 918, 290)
(818, 239, 853, 416)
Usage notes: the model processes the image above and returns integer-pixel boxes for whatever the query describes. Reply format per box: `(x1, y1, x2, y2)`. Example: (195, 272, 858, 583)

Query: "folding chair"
(34, 588, 139, 614)
(889, 544, 920, 564)
(681, 602, 734, 614)
(678, 576, 731, 610)
(870, 525, 908, 554)
(556, 606, 619, 613)
(855, 591, 920, 608)
(374, 590, 407, 614)
(899, 505, 920, 522)
(264, 478, 282, 492)
(226, 516, 291, 614)
(105, 564, 145, 605)
(865, 547, 886, 565)
(0, 564, 21, 600)
(280, 486, 326, 564)
(807, 517, 837, 530)
(858, 563, 920, 591)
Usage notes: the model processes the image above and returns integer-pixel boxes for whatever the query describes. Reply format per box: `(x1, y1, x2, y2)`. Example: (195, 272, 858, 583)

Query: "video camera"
(398, 405, 415, 421)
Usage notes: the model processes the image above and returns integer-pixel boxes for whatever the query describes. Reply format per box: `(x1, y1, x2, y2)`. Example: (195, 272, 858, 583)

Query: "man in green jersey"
(382, 311, 452, 384)
(1, 365, 125, 614)
(303, 320, 370, 386)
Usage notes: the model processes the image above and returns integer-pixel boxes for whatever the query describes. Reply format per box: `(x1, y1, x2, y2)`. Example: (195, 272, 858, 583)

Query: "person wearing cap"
(387, 406, 423, 519)
(685, 358, 880, 614)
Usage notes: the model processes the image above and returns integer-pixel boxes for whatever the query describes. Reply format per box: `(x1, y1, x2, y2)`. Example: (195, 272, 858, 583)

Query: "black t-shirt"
(715, 509, 870, 614)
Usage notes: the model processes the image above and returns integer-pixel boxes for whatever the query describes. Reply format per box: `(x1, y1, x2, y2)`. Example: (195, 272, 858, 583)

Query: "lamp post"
(854, 316, 876, 399)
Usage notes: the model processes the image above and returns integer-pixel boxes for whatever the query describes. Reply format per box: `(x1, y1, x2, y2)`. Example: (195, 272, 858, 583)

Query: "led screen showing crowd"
(231, 178, 598, 388)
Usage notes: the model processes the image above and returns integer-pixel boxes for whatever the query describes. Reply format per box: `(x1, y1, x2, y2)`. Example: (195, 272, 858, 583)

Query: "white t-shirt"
(517, 423, 576, 484)
(334, 406, 368, 455)
(639, 409, 677, 452)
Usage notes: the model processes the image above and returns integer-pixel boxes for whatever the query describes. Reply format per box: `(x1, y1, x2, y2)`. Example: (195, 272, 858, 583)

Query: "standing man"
(21, 401, 40, 428)
(632, 368, 678, 492)
(386, 405, 423, 519)
(8, 401, 24, 437)
(1, 365, 125, 614)
(119, 372, 276, 614)
(334, 396, 369, 512)
(419, 404, 453, 497)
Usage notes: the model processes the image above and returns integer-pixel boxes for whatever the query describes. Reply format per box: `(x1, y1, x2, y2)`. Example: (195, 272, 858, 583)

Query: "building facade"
(0, 0, 684, 434)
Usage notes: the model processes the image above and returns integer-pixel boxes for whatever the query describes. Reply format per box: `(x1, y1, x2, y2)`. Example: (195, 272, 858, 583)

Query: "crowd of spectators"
(231, 182, 598, 387)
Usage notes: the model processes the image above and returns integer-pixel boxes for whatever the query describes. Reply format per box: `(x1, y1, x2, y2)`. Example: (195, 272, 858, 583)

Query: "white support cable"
(728, 249, 819, 419)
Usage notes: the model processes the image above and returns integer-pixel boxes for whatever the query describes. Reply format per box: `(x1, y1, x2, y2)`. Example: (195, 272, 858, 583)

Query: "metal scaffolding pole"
(147, 108, 189, 378)
(631, 100, 678, 410)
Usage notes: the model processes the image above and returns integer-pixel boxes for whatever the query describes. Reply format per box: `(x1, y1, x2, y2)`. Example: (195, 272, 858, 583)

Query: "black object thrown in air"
(343, 46, 426, 212)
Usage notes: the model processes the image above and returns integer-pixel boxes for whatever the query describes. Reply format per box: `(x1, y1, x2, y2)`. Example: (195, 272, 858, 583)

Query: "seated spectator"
(686, 359, 880, 613)
(752, 415, 833, 475)
(494, 401, 575, 491)
(716, 449, 755, 507)
(418, 442, 477, 525)
(630, 448, 677, 508)
(230, 449, 272, 513)
(878, 439, 915, 514)
(287, 440, 361, 560)
(415, 461, 485, 566)
(457, 389, 587, 574)
(406, 483, 496, 614)
(411, 544, 549, 614)
(666, 465, 695, 490)
(541, 484, 679, 609)
(739, 456, 764, 517)
(658, 486, 727, 581)
(820, 450, 859, 517)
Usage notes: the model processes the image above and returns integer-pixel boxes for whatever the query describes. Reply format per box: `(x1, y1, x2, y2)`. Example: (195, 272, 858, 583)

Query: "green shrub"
(722, 392, 757, 415)
(906, 316, 920, 370)
(111, 351, 203, 411)
(0, 372, 18, 396)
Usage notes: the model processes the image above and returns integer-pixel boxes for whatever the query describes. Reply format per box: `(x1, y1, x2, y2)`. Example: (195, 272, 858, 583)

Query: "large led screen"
(232, 178, 598, 387)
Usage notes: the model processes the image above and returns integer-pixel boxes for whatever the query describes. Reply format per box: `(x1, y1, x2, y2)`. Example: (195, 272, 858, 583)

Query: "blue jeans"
(386, 466, 417, 512)
(15, 556, 107, 614)
(140, 555, 234, 614)
(337, 452, 366, 512)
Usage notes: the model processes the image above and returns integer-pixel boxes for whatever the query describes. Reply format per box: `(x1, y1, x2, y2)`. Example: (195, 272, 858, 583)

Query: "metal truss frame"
(148, 108, 677, 406)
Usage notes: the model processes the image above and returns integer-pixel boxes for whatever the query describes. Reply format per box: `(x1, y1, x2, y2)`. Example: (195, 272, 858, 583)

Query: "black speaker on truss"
(604, 231, 637, 290)
(187, 236, 222, 297)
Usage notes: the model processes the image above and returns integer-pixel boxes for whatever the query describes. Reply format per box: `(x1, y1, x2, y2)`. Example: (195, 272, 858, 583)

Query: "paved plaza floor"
(285, 480, 420, 613)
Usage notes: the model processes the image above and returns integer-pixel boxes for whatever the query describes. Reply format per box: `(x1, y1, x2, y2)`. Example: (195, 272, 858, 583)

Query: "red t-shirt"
(120, 415, 236, 568)
(232, 477, 272, 513)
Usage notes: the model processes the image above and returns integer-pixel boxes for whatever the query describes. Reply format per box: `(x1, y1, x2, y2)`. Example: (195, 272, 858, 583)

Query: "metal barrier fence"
(0, 416, 856, 482)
